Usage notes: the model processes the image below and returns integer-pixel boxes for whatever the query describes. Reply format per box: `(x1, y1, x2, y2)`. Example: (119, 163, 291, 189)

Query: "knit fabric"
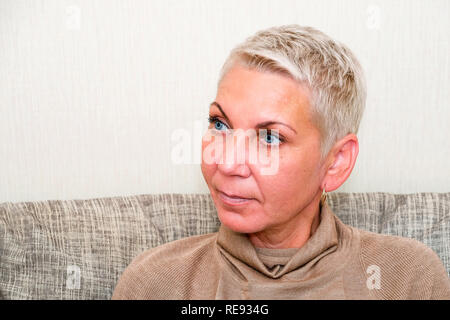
(112, 199, 450, 300)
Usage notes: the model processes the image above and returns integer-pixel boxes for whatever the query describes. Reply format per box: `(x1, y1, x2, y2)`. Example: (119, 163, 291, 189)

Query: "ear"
(321, 133, 359, 192)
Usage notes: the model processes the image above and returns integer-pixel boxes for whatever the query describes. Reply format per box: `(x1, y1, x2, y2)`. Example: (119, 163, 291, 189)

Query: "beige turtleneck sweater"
(111, 200, 450, 300)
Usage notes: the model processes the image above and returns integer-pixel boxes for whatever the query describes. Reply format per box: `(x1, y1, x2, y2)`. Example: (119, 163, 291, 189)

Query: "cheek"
(201, 139, 216, 183)
(258, 152, 318, 208)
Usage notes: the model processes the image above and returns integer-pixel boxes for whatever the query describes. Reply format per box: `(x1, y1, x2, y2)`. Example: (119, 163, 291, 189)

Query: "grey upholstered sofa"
(0, 192, 449, 300)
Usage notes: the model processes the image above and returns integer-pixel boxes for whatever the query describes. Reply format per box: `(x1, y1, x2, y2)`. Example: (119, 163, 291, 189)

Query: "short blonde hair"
(218, 24, 367, 162)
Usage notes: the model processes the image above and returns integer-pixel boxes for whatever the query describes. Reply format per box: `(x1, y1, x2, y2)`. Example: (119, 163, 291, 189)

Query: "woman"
(112, 25, 450, 299)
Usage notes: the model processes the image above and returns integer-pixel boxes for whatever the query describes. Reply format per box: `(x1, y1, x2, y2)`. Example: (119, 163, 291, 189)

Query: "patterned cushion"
(0, 192, 448, 299)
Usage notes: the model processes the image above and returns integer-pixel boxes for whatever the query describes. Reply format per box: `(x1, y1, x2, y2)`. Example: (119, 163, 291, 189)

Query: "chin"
(216, 209, 266, 234)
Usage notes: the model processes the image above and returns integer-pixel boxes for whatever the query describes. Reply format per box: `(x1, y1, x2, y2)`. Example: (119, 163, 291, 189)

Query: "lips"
(218, 189, 253, 200)
(216, 189, 255, 206)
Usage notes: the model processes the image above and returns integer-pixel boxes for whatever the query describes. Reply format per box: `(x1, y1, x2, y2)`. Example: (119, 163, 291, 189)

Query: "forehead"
(216, 64, 313, 126)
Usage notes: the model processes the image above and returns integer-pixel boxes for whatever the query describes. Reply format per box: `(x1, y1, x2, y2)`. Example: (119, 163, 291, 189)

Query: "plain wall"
(1, 0, 449, 203)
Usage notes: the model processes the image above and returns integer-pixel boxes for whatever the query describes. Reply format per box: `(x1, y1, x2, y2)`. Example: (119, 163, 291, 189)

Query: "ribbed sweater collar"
(216, 199, 349, 280)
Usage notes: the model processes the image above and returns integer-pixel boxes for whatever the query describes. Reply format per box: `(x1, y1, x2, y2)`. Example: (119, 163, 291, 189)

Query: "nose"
(217, 131, 251, 177)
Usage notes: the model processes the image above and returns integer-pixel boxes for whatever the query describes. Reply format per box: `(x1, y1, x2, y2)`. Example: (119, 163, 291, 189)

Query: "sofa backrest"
(0, 192, 449, 299)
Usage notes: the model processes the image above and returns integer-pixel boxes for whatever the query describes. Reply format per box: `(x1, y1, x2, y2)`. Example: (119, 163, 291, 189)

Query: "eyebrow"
(209, 101, 297, 134)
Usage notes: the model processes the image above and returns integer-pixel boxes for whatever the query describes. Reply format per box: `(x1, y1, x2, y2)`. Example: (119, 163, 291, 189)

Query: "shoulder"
(355, 228, 450, 299)
(358, 228, 436, 262)
(131, 232, 218, 267)
(112, 232, 219, 299)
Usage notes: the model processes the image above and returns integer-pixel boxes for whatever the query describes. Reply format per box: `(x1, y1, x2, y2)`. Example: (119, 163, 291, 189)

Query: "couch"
(0, 192, 449, 299)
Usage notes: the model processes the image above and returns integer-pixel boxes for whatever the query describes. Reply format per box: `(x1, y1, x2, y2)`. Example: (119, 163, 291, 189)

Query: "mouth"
(217, 190, 254, 206)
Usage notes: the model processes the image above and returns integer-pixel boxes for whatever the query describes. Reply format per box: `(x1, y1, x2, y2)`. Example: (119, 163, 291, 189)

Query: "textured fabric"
(111, 198, 450, 299)
(0, 193, 219, 299)
(254, 247, 299, 270)
(0, 192, 449, 299)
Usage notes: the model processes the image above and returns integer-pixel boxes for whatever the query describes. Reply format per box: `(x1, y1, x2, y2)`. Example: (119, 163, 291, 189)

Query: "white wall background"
(0, 0, 449, 203)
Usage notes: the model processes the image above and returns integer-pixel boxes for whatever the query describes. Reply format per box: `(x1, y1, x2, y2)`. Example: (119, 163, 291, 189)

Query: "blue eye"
(208, 116, 228, 132)
(215, 121, 225, 131)
(261, 130, 282, 146)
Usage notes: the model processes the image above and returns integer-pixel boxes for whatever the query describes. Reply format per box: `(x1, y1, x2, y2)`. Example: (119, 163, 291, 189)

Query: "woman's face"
(201, 63, 325, 234)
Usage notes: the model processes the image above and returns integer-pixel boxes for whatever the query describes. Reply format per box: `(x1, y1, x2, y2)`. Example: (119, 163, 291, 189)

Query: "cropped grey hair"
(218, 24, 367, 162)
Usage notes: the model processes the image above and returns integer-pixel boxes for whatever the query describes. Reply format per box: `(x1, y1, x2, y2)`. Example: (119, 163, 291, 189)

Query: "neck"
(247, 194, 322, 249)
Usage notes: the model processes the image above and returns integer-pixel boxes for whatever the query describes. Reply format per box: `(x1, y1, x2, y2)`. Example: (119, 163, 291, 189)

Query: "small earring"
(321, 185, 328, 205)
